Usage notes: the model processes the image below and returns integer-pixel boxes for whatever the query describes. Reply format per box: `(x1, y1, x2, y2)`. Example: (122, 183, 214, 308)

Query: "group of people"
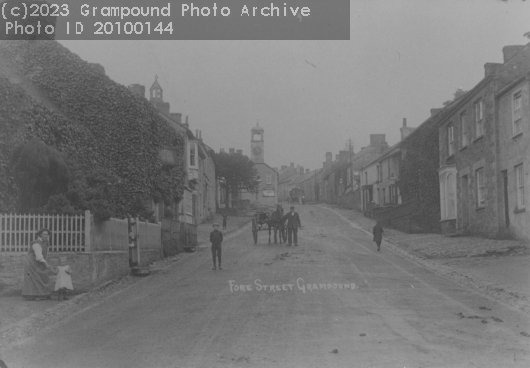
(209, 205, 386, 270)
(209, 205, 302, 270)
(25, 213, 382, 295)
(22, 228, 73, 301)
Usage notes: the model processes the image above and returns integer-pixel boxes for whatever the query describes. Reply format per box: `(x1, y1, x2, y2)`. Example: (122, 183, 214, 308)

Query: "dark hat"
(290, 206, 294, 209)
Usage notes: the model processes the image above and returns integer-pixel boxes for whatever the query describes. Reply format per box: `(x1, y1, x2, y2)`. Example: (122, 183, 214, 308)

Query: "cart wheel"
(252, 218, 258, 244)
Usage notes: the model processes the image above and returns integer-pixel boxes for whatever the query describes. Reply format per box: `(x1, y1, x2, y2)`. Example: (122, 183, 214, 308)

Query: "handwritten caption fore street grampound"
(229, 278, 357, 294)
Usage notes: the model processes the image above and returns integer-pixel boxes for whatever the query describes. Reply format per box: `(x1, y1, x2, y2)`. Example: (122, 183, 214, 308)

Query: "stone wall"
(0, 248, 161, 296)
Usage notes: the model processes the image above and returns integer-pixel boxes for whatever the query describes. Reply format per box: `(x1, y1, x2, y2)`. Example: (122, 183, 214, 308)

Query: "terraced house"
(437, 43, 530, 241)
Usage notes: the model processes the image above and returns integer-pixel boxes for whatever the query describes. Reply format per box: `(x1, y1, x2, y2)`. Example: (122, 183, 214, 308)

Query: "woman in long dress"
(22, 228, 54, 300)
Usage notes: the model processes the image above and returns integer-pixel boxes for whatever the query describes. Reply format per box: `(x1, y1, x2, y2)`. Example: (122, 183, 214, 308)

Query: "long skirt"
(22, 254, 52, 298)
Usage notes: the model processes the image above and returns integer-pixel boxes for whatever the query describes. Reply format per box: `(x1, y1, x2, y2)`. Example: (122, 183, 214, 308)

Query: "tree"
(213, 151, 260, 209)
(9, 140, 118, 221)
(10, 139, 69, 212)
(443, 88, 468, 107)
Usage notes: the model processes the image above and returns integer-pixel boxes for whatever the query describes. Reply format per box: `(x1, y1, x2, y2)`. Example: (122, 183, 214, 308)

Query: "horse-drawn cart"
(289, 188, 302, 204)
(251, 208, 287, 244)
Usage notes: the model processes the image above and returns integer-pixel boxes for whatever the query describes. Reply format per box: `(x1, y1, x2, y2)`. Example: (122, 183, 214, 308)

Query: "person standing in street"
(22, 228, 56, 300)
(373, 221, 384, 251)
(282, 206, 301, 246)
(222, 213, 228, 230)
(210, 223, 223, 270)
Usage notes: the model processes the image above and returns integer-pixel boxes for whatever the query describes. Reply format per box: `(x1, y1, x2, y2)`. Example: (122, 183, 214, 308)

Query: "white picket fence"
(0, 211, 161, 253)
(0, 212, 89, 253)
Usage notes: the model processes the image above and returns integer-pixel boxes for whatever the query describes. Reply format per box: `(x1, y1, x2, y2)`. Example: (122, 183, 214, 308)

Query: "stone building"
(313, 134, 387, 209)
(277, 163, 300, 202)
(239, 124, 279, 208)
(496, 70, 530, 240)
(130, 77, 217, 227)
(437, 43, 530, 240)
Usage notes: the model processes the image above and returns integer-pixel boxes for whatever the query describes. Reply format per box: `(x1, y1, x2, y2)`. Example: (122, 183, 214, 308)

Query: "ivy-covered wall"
(0, 40, 185, 216)
(399, 115, 441, 215)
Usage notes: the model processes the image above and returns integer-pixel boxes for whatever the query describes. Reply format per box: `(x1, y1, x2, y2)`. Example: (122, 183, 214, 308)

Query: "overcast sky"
(60, 0, 530, 171)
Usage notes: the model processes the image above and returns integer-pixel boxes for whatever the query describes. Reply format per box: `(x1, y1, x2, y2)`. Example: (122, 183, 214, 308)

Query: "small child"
(55, 264, 73, 301)
(210, 223, 223, 270)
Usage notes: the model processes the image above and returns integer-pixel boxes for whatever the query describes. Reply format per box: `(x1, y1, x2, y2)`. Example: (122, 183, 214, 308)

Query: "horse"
(268, 204, 286, 244)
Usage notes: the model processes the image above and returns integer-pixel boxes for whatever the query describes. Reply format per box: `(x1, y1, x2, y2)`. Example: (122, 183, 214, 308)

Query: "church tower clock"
(251, 123, 264, 163)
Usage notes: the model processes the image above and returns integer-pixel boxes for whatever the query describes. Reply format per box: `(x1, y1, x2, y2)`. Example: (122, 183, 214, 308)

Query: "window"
(476, 168, 485, 207)
(513, 91, 522, 136)
(460, 111, 468, 147)
(382, 188, 386, 204)
(474, 99, 484, 138)
(364, 172, 368, 185)
(189, 142, 197, 168)
(516, 164, 525, 209)
(266, 173, 272, 185)
(448, 124, 455, 156)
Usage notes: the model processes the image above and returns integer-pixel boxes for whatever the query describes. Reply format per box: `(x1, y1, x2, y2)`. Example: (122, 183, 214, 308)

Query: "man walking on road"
(283, 206, 301, 246)
(210, 223, 223, 270)
(373, 221, 383, 251)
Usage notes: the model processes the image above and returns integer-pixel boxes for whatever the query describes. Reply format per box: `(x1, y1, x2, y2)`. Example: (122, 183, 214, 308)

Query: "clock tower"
(251, 123, 264, 163)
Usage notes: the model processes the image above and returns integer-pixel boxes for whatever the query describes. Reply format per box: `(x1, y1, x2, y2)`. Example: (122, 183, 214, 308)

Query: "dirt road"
(4, 205, 530, 367)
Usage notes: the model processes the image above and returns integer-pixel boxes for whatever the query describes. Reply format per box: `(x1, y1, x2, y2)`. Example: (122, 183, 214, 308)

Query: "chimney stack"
(185, 116, 189, 128)
(170, 112, 182, 124)
(484, 62, 502, 77)
(229, 148, 235, 154)
(128, 84, 145, 99)
(400, 118, 415, 141)
(299, 166, 304, 174)
(290, 163, 295, 168)
(236, 149, 242, 155)
(502, 45, 525, 63)
(431, 108, 442, 117)
(220, 148, 225, 153)
(369, 134, 386, 147)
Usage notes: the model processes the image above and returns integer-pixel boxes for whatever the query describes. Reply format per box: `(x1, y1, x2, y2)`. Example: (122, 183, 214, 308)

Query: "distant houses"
(278, 42, 530, 242)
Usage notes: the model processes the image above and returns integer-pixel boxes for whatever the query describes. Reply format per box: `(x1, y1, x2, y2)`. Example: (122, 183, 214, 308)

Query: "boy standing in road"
(282, 206, 301, 246)
(210, 223, 223, 270)
(373, 221, 383, 251)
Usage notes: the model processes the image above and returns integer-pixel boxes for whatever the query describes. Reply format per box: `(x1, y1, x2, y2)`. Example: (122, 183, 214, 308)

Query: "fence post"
(84, 210, 91, 252)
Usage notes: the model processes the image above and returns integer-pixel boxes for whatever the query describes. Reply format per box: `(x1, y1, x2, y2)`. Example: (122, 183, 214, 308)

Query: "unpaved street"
(4, 205, 530, 368)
